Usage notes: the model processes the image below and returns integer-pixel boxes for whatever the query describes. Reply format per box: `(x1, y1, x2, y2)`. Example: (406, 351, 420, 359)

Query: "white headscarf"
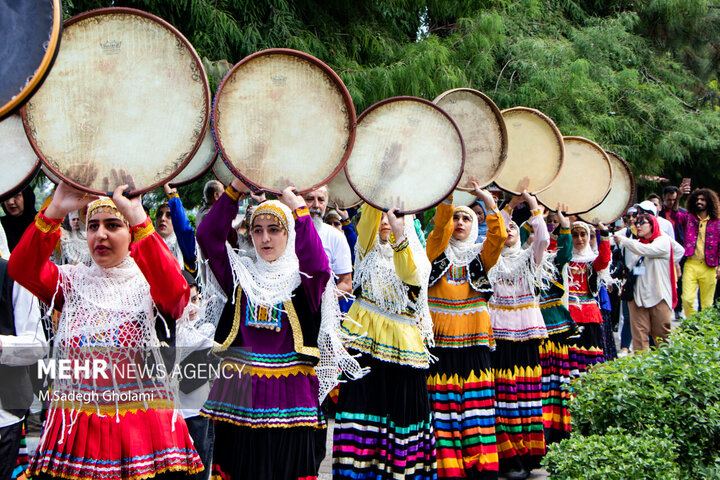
(225, 200, 364, 400)
(445, 205, 483, 267)
(571, 221, 598, 263)
(226, 200, 301, 310)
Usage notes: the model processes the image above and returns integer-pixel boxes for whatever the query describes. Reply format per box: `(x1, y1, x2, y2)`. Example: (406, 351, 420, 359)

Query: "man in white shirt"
(0, 258, 46, 480)
(303, 186, 353, 295)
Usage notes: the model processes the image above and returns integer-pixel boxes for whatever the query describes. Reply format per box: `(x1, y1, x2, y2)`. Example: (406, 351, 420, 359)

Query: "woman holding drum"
(567, 222, 612, 375)
(196, 178, 335, 480)
(332, 204, 437, 479)
(487, 192, 552, 478)
(425, 182, 507, 479)
(8, 182, 203, 480)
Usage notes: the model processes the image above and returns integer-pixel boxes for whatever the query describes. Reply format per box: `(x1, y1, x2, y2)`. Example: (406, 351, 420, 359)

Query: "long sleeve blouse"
(616, 235, 684, 309)
(8, 210, 189, 320)
(196, 187, 330, 311)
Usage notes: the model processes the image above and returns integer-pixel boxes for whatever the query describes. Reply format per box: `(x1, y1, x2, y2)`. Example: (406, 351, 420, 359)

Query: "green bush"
(549, 307, 720, 478)
(543, 428, 681, 479)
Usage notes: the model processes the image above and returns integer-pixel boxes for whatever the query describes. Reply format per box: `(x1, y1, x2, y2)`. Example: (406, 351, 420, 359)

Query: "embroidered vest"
(428, 252, 493, 298)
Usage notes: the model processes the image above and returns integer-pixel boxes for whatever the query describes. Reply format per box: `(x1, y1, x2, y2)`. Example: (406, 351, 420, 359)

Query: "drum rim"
(536, 135, 613, 215)
(432, 87, 508, 191)
(169, 140, 218, 188)
(344, 95, 466, 215)
(0, 163, 40, 204)
(21, 6, 211, 196)
(495, 106, 565, 195)
(578, 150, 635, 225)
(212, 47, 357, 195)
(0, 0, 63, 120)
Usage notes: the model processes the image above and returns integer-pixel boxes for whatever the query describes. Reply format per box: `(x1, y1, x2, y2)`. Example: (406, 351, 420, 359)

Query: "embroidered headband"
(86, 197, 127, 225)
(453, 205, 475, 219)
(251, 201, 289, 232)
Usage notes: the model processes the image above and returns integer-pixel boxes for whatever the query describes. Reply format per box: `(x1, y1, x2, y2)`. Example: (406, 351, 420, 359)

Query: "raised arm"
(355, 204, 382, 260)
(130, 218, 190, 319)
(426, 198, 453, 262)
(593, 226, 612, 271)
(7, 182, 96, 307)
(164, 184, 197, 273)
(478, 186, 506, 271)
(523, 192, 549, 266)
(288, 198, 331, 311)
(196, 182, 246, 295)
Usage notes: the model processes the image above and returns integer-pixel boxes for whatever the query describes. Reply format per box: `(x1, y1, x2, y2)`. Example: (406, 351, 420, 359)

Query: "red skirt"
(29, 407, 202, 480)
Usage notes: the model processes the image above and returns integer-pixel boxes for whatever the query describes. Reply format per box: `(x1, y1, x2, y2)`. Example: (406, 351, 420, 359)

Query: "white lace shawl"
(353, 215, 434, 347)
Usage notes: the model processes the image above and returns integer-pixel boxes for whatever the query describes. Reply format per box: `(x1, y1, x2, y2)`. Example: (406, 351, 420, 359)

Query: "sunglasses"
(637, 219, 650, 226)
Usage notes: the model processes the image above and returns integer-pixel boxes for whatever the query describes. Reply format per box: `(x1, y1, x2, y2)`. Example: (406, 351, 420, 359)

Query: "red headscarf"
(639, 214, 677, 308)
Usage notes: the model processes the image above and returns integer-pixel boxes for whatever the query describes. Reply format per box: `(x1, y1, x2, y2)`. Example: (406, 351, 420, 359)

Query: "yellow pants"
(682, 258, 717, 314)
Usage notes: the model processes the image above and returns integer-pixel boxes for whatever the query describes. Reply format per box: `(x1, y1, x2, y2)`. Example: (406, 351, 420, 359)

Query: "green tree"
(61, 0, 720, 210)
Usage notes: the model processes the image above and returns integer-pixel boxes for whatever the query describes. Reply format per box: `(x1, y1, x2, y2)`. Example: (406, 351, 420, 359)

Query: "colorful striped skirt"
(28, 407, 202, 480)
(492, 339, 545, 471)
(427, 345, 498, 479)
(333, 353, 437, 479)
(568, 323, 605, 377)
(538, 332, 573, 444)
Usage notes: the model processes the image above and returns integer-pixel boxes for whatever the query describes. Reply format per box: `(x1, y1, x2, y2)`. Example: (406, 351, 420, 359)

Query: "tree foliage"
(60, 0, 720, 210)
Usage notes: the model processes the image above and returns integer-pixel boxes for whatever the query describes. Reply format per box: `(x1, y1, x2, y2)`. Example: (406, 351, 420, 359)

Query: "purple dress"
(196, 191, 330, 480)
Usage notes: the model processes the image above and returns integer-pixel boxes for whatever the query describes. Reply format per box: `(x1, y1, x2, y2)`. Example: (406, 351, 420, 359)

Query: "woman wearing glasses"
(613, 214, 684, 352)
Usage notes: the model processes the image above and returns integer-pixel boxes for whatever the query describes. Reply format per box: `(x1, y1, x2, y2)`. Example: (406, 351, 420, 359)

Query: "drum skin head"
(169, 128, 218, 187)
(328, 169, 363, 210)
(494, 107, 564, 195)
(213, 49, 356, 195)
(0, 0, 62, 120)
(0, 115, 40, 202)
(579, 151, 635, 225)
(345, 97, 465, 215)
(452, 190, 479, 208)
(22, 8, 210, 195)
(536, 136, 612, 215)
(433, 88, 507, 190)
(213, 157, 236, 186)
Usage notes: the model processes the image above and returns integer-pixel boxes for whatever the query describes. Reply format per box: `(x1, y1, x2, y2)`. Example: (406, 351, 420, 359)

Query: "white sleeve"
(330, 229, 353, 276)
(0, 283, 48, 366)
(659, 217, 675, 240)
(671, 237, 685, 263)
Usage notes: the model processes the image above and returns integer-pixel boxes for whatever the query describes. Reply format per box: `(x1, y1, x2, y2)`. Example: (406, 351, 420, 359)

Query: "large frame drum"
(22, 7, 210, 195)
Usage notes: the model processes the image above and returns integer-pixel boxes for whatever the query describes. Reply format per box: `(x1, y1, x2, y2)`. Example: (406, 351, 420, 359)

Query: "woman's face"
(572, 228, 588, 251)
(504, 223, 519, 247)
(452, 211, 473, 241)
(636, 217, 654, 239)
(252, 216, 288, 262)
(379, 213, 392, 242)
(86, 211, 132, 268)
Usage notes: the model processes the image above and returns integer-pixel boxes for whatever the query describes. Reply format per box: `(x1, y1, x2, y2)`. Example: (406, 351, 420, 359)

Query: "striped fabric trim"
(433, 332, 494, 349)
(428, 295, 488, 316)
(332, 411, 437, 479)
(30, 447, 202, 480)
(428, 369, 499, 477)
(494, 364, 545, 460)
(491, 325, 548, 342)
(539, 337, 572, 437)
(342, 325, 429, 368)
(201, 402, 324, 429)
